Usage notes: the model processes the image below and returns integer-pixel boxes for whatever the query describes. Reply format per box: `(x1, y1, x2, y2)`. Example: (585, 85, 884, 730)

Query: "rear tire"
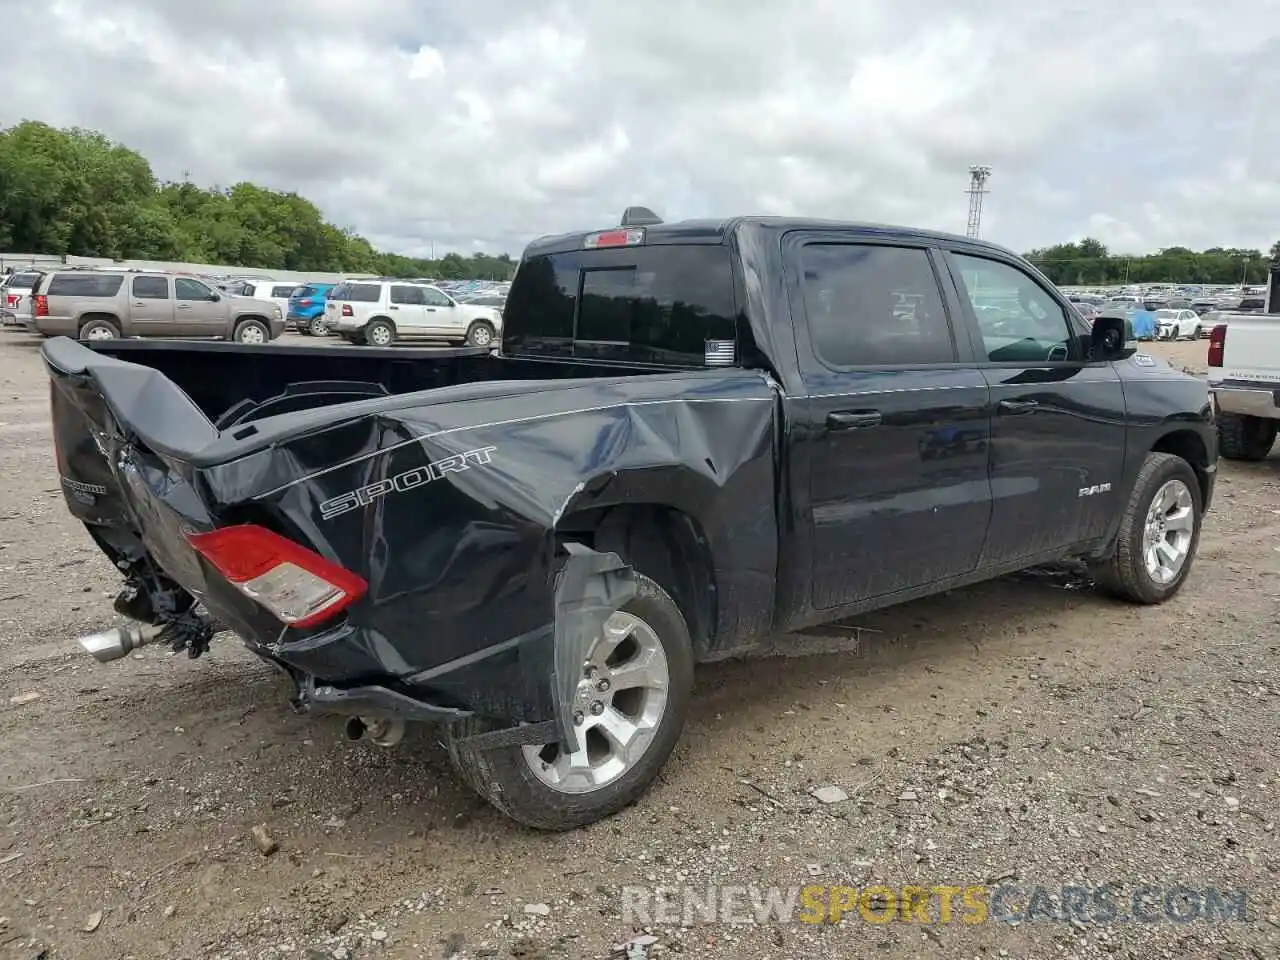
(445, 573, 694, 831)
(79, 317, 120, 341)
(1090, 452, 1202, 604)
(309, 316, 328, 337)
(1217, 412, 1277, 461)
(466, 321, 495, 348)
(365, 319, 395, 347)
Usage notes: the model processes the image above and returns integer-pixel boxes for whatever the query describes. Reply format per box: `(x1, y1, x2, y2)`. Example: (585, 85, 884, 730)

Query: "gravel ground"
(0, 332, 1276, 960)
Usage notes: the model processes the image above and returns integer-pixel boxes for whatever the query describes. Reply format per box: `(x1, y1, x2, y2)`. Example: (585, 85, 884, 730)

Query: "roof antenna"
(620, 206, 663, 227)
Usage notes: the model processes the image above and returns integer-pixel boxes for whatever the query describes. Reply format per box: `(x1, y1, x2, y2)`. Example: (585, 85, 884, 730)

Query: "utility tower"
(965, 165, 992, 238)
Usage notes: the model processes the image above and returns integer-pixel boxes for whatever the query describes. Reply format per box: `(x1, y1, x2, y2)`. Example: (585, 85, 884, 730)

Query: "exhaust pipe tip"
(75, 624, 165, 664)
(77, 628, 131, 663)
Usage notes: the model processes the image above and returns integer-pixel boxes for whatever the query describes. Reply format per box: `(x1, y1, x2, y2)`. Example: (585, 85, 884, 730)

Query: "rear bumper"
(1209, 383, 1280, 419)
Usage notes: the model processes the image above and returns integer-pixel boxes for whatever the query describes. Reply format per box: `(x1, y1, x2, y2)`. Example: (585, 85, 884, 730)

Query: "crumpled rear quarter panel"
(199, 371, 780, 713)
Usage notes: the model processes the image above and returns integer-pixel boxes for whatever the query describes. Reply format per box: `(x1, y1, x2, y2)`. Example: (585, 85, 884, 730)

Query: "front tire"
(1090, 452, 1202, 604)
(234, 319, 269, 344)
(1217, 412, 1277, 461)
(445, 573, 694, 831)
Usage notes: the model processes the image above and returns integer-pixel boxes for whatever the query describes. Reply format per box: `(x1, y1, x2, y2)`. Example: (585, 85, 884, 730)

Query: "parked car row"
(2, 268, 511, 345)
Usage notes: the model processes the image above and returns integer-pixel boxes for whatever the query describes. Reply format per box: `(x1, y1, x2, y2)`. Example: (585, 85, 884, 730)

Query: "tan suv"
(28, 270, 286, 343)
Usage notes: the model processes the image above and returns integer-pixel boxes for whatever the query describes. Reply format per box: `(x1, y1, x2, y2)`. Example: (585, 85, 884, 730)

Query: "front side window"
(421, 286, 453, 307)
(132, 276, 168, 299)
(950, 253, 1076, 363)
(175, 278, 216, 301)
(799, 243, 955, 367)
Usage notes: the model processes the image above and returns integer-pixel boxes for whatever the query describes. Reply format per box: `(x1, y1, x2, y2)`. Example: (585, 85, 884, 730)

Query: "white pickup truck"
(1207, 312, 1280, 460)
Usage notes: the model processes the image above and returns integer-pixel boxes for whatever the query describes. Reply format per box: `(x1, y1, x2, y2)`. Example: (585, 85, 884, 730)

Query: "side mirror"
(1090, 315, 1136, 361)
(209, 292, 221, 302)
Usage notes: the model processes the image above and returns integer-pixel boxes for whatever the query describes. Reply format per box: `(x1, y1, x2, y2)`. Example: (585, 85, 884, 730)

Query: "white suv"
(326, 280, 502, 348)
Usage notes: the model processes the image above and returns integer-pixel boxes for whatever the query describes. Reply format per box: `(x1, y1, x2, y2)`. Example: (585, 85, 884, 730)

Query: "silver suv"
(28, 270, 286, 343)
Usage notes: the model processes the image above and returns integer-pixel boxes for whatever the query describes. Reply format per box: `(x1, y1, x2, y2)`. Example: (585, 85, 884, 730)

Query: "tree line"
(0, 121, 514, 280)
(4, 121, 1277, 287)
(1024, 237, 1280, 287)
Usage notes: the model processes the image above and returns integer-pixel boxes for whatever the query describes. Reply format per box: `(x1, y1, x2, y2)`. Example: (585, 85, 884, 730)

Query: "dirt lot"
(0, 333, 1276, 960)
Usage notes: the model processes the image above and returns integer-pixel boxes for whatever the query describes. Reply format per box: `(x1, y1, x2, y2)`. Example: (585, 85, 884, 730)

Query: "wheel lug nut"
(589, 700, 604, 716)
(596, 679, 611, 692)
(573, 711, 584, 726)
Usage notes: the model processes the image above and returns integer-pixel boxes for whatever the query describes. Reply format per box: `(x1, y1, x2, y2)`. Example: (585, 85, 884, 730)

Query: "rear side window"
(7, 272, 40, 290)
(46, 273, 124, 297)
(132, 276, 169, 299)
(390, 284, 424, 305)
(330, 283, 381, 302)
(504, 245, 738, 366)
(799, 244, 955, 366)
(271, 285, 296, 298)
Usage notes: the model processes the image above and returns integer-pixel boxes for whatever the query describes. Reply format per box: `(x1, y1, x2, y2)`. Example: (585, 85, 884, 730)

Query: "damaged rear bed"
(42, 335, 778, 830)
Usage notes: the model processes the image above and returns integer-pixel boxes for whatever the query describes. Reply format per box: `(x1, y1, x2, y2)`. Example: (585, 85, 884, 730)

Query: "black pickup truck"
(43, 210, 1217, 830)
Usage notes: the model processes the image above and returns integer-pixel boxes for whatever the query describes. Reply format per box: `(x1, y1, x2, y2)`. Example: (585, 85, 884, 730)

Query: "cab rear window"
(503, 244, 737, 366)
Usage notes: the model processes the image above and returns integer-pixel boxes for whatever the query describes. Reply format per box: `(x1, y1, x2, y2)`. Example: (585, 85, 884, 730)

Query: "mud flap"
(551, 543, 636, 752)
(454, 543, 636, 754)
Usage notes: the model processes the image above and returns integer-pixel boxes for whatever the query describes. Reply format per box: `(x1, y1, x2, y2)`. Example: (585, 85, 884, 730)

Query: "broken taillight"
(34, 295, 49, 317)
(186, 524, 367, 629)
(1207, 324, 1227, 367)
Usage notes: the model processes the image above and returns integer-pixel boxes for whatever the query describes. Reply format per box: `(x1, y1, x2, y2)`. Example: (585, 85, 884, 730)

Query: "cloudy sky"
(3, 0, 1278, 259)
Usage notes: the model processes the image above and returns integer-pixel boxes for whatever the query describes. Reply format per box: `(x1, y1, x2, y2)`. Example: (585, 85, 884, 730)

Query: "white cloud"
(3, 0, 1279, 258)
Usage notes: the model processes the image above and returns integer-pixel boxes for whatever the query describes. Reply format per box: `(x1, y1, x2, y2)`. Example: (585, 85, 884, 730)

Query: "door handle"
(390, 305, 400, 310)
(177, 304, 191, 310)
(997, 399, 1039, 415)
(827, 410, 882, 430)
(132, 301, 145, 306)
(426, 308, 437, 312)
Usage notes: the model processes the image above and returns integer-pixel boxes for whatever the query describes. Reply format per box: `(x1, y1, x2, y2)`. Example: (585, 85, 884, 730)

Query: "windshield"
(1155, 310, 1178, 318)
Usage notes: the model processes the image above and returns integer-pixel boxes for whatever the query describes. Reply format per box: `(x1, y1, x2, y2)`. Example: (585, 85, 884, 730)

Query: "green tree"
(0, 120, 518, 279)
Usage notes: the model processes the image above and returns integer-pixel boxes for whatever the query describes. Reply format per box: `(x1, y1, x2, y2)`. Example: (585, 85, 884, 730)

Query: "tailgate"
(45, 337, 218, 522)
(44, 337, 223, 593)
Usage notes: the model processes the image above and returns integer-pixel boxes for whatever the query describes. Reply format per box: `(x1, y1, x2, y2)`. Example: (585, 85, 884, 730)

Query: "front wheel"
(466, 321, 495, 347)
(234, 319, 269, 344)
(445, 573, 694, 831)
(1090, 452, 1202, 604)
